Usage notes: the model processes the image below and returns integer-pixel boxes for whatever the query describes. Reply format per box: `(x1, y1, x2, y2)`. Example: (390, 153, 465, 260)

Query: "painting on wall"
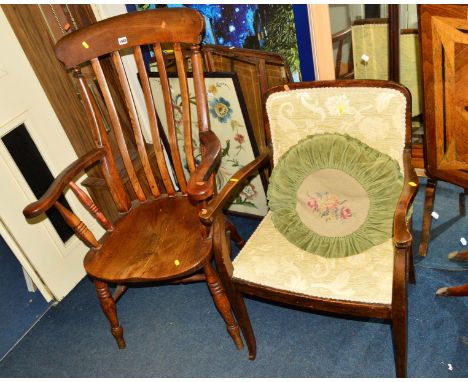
(148, 71, 268, 218)
(130, 4, 305, 81)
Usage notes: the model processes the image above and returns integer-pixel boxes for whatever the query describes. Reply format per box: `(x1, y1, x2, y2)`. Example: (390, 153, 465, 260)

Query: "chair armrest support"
(187, 130, 221, 201)
(393, 149, 419, 248)
(199, 146, 272, 224)
(23, 148, 106, 219)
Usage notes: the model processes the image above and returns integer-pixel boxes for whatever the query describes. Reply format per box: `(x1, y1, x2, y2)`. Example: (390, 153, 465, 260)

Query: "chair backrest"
(351, 19, 389, 80)
(54, 8, 209, 213)
(400, 30, 423, 117)
(264, 81, 411, 173)
(351, 19, 422, 117)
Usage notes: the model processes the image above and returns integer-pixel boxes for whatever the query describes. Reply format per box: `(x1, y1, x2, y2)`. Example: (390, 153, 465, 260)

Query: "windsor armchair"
(204, 80, 418, 377)
(23, 8, 244, 351)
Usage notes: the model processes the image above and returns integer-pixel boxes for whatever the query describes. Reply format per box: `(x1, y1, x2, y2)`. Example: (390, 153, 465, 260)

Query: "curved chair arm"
(393, 149, 419, 248)
(199, 147, 272, 224)
(23, 148, 106, 219)
(187, 130, 221, 202)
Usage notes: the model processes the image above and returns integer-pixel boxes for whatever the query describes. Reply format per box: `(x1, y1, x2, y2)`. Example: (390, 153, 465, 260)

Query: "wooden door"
(0, 8, 103, 302)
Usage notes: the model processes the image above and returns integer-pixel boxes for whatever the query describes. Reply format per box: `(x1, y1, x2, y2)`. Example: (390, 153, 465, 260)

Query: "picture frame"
(147, 71, 268, 218)
(128, 4, 314, 82)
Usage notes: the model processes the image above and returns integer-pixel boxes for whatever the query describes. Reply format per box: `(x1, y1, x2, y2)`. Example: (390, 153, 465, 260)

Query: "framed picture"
(128, 4, 314, 81)
(148, 71, 268, 218)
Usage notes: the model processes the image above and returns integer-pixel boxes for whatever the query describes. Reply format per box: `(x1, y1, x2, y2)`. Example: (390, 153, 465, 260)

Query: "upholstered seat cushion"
(232, 212, 394, 305)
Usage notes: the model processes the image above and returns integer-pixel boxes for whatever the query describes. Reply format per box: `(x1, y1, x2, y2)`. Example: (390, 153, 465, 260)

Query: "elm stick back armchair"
(202, 80, 419, 377)
(22, 8, 245, 352)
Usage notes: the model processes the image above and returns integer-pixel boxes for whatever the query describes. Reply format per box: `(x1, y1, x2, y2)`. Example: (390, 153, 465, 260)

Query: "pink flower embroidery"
(307, 197, 318, 211)
(340, 207, 352, 219)
(234, 133, 245, 144)
(306, 192, 352, 222)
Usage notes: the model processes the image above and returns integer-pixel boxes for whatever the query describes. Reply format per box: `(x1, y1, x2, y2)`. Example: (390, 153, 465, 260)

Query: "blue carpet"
(0, 268, 465, 377)
(0, 181, 466, 377)
(0, 235, 50, 361)
(411, 179, 468, 270)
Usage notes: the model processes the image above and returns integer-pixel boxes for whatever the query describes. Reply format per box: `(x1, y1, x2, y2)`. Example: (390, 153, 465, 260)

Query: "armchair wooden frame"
(200, 80, 419, 377)
(23, 8, 245, 352)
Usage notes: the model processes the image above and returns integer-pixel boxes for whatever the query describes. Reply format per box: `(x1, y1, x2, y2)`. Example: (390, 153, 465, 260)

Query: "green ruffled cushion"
(267, 133, 403, 258)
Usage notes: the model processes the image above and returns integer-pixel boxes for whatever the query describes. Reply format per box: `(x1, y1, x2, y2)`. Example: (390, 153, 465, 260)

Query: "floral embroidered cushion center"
(296, 168, 370, 237)
(268, 133, 403, 258)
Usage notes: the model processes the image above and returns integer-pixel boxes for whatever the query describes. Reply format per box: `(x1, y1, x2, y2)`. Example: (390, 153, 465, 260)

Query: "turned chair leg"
(229, 288, 257, 360)
(419, 179, 437, 257)
(435, 249, 468, 297)
(392, 312, 408, 378)
(94, 280, 126, 349)
(459, 188, 467, 216)
(409, 244, 416, 285)
(224, 217, 246, 249)
(203, 262, 244, 350)
(448, 250, 468, 262)
(436, 284, 468, 297)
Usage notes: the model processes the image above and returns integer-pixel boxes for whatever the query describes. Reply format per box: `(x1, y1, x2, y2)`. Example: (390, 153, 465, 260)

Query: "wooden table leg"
(225, 217, 246, 249)
(448, 250, 468, 262)
(459, 188, 467, 216)
(436, 284, 468, 296)
(419, 179, 437, 257)
(435, 249, 468, 296)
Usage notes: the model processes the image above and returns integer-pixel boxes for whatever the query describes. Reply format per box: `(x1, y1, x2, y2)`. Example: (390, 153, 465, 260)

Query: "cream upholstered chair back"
(351, 21, 422, 117)
(352, 22, 389, 80)
(265, 85, 408, 172)
(400, 32, 423, 116)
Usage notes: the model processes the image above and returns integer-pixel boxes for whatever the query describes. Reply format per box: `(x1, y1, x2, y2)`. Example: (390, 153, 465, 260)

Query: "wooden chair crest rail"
(22, 8, 245, 351)
(201, 80, 419, 377)
(332, 26, 353, 79)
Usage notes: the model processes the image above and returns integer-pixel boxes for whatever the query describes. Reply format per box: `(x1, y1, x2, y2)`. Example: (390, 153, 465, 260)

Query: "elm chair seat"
(84, 196, 212, 283)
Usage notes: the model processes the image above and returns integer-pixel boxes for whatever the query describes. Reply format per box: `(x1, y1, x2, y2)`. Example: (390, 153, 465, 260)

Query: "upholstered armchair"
(200, 80, 418, 377)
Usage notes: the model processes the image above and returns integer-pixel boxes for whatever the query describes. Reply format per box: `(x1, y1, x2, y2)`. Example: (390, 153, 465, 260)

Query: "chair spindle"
(69, 181, 114, 232)
(91, 58, 147, 202)
(134, 46, 177, 195)
(75, 68, 131, 213)
(190, 45, 210, 133)
(111, 51, 161, 199)
(154, 42, 188, 193)
(174, 43, 196, 174)
(54, 201, 101, 249)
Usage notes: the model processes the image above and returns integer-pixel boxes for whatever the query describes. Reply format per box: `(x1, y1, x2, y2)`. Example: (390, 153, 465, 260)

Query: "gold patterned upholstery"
(233, 212, 394, 304)
(352, 22, 422, 117)
(352, 23, 389, 80)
